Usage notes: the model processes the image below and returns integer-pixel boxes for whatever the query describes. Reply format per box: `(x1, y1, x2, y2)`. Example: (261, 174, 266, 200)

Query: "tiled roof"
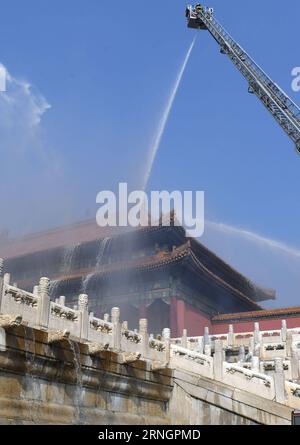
(16, 241, 262, 311)
(0, 215, 275, 307)
(212, 306, 300, 323)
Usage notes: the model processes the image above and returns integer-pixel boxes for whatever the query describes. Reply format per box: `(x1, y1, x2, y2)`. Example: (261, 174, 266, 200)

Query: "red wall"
(212, 316, 300, 335)
(170, 297, 300, 337)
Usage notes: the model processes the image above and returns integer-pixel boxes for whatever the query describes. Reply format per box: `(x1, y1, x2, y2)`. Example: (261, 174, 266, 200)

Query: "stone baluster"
(286, 331, 293, 358)
(37, 277, 50, 329)
(3, 273, 10, 286)
(259, 361, 265, 374)
(162, 328, 171, 363)
(139, 318, 149, 358)
(59, 296, 66, 306)
(274, 358, 286, 403)
(249, 337, 254, 357)
(251, 356, 260, 373)
(0, 262, 7, 352)
(238, 345, 246, 363)
(281, 320, 287, 343)
(181, 329, 188, 349)
(254, 322, 261, 347)
(104, 313, 110, 323)
(0, 326, 6, 352)
(291, 346, 300, 381)
(203, 327, 211, 356)
(33, 285, 39, 297)
(111, 307, 121, 351)
(228, 324, 234, 347)
(196, 337, 204, 354)
(204, 327, 210, 347)
(122, 321, 128, 330)
(0, 258, 4, 313)
(214, 340, 223, 381)
(78, 294, 89, 341)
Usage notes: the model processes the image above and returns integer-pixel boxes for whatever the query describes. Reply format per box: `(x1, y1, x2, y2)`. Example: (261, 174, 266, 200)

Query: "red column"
(170, 297, 186, 337)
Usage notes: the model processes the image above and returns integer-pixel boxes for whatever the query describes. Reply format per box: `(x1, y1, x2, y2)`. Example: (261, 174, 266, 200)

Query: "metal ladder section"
(198, 9, 300, 154)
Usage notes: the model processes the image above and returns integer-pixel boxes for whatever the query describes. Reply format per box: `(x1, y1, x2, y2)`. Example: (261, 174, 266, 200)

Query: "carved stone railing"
(0, 260, 170, 364)
(0, 257, 300, 409)
(5, 284, 38, 308)
(171, 322, 300, 358)
(223, 362, 275, 399)
(286, 381, 300, 408)
(170, 344, 214, 379)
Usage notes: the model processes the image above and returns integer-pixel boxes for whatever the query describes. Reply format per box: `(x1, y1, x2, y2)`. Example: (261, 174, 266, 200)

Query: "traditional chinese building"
(1, 214, 287, 337)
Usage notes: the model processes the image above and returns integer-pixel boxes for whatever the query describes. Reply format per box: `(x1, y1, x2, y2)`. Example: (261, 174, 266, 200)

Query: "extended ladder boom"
(186, 4, 300, 155)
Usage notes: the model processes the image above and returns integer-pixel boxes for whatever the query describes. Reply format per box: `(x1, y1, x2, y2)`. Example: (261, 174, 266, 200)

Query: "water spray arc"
(206, 220, 300, 260)
(142, 36, 196, 191)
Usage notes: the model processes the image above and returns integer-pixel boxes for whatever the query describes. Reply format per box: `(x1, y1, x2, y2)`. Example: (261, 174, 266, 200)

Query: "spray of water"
(206, 220, 300, 259)
(142, 36, 196, 191)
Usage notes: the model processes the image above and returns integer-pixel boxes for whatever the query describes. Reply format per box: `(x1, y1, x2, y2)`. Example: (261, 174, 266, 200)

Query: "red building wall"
(212, 316, 300, 335)
(169, 297, 300, 338)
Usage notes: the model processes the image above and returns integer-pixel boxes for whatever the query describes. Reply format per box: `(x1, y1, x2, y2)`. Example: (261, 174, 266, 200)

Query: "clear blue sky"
(0, 0, 300, 306)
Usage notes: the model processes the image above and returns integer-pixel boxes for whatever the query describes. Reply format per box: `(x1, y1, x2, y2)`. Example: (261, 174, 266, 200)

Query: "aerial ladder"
(185, 4, 300, 155)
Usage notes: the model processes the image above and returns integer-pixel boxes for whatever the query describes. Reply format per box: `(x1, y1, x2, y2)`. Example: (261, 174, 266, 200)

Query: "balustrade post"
(281, 320, 287, 343)
(196, 337, 204, 354)
(286, 331, 293, 358)
(238, 345, 246, 363)
(0, 260, 5, 349)
(59, 296, 66, 306)
(291, 346, 300, 381)
(37, 277, 50, 329)
(204, 327, 210, 347)
(181, 329, 188, 349)
(274, 358, 286, 403)
(228, 324, 234, 347)
(0, 259, 4, 313)
(139, 318, 149, 358)
(111, 307, 121, 351)
(251, 356, 260, 373)
(254, 322, 261, 347)
(162, 328, 171, 363)
(78, 294, 89, 341)
(213, 339, 223, 381)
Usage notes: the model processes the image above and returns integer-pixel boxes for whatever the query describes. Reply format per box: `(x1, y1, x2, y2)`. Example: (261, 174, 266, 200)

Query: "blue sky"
(0, 0, 300, 307)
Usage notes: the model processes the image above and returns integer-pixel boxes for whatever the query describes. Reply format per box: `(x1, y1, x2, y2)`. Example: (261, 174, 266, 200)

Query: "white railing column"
(228, 324, 234, 347)
(37, 277, 50, 329)
(274, 358, 286, 403)
(251, 356, 260, 373)
(139, 318, 149, 357)
(111, 307, 121, 351)
(181, 329, 188, 349)
(254, 322, 261, 346)
(78, 294, 89, 341)
(238, 345, 246, 363)
(213, 339, 223, 381)
(281, 320, 287, 343)
(0, 259, 4, 313)
(162, 328, 171, 363)
(291, 346, 300, 381)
